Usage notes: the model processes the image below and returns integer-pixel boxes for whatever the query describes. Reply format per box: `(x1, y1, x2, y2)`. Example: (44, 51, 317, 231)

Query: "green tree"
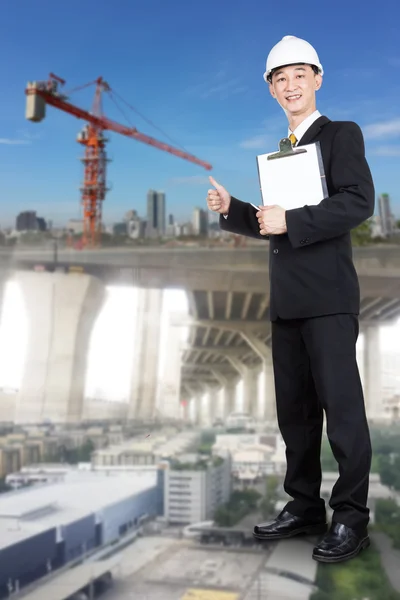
(214, 506, 233, 527)
(320, 439, 337, 471)
(311, 540, 400, 600)
(78, 438, 95, 462)
(259, 475, 280, 519)
(377, 455, 400, 489)
(351, 219, 373, 246)
(375, 499, 400, 549)
(213, 488, 262, 527)
(198, 431, 216, 455)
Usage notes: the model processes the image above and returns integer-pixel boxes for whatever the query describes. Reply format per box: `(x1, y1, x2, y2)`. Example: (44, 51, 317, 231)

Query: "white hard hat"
(263, 35, 323, 82)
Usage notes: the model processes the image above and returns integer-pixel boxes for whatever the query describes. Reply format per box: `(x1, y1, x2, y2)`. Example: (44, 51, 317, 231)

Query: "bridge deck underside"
(181, 290, 400, 396)
(6, 247, 400, 399)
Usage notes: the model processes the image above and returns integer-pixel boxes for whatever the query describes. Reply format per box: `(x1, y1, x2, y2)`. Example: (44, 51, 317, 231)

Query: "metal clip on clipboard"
(256, 138, 328, 209)
(267, 137, 307, 160)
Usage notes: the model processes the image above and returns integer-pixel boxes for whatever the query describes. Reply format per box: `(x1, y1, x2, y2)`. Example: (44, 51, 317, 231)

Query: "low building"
(66, 219, 84, 234)
(232, 444, 276, 480)
(164, 454, 232, 524)
(5, 463, 72, 488)
(91, 430, 200, 468)
(212, 432, 287, 479)
(225, 412, 257, 431)
(0, 469, 162, 598)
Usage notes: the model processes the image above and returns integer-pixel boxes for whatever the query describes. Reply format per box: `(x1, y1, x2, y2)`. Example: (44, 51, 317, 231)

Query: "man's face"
(269, 64, 322, 116)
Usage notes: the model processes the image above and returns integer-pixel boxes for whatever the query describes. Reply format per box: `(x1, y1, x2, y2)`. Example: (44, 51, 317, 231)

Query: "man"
(206, 35, 374, 564)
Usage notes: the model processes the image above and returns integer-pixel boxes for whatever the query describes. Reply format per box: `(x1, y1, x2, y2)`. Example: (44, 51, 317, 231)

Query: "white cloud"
(239, 115, 286, 150)
(167, 175, 210, 186)
(185, 71, 248, 100)
(239, 134, 270, 149)
(341, 67, 378, 79)
(362, 118, 400, 139)
(0, 130, 41, 146)
(0, 138, 30, 145)
(370, 145, 400, 157)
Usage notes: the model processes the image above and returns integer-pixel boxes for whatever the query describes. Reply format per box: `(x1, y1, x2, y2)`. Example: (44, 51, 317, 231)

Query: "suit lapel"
(297, 116, 331, 146)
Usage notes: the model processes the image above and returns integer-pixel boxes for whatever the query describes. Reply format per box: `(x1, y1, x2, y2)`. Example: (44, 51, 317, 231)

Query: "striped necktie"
(289, 133, 297, 146)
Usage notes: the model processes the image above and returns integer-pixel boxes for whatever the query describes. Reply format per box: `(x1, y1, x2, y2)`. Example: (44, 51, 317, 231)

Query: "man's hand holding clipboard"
(257, 205, 287, 236)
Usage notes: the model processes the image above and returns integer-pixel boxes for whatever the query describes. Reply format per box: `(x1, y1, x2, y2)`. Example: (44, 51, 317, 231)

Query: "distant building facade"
(164, 454, 232, 524)
(378, 193, 396, 237)
(193, 207, 208, 236)
(146, 190, 166, 238)
(16, 211, 47, 232)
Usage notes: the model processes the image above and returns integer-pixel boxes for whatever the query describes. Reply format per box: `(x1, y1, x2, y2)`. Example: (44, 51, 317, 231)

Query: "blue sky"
(1, 0, 400, 227)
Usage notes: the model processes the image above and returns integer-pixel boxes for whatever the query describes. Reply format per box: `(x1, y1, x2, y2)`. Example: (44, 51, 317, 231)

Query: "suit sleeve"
(285, 122, 375, 248)
(219, 196, 267, 240)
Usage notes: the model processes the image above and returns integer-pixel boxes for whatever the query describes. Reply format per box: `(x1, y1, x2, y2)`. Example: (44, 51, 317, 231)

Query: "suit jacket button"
(273, 249, 278, 254)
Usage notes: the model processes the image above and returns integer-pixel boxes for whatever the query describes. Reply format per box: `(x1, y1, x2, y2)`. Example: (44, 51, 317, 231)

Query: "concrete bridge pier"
(200, 391, 211, 426)
(191, 394, 202, 425)
(240, 332, 276, 423)
(224, 380, 238, 418)
(207, 387, 220, 425)
(13, 271, 105, 424)
(362, 325, 383, 421)
(128, 288, 163, 420)
(227, 357, 259, 417)
(261, 355, 277, 423)
(183, 383, 201, 425)
(211, 371, 231, 422)
(156, 310, 185, 421)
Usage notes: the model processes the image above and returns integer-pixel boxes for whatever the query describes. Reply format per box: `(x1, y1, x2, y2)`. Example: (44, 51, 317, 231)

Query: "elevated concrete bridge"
(0, 245, 399, 425)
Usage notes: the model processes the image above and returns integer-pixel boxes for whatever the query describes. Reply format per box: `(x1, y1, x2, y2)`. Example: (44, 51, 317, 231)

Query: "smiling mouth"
(286, 94, 301, 101)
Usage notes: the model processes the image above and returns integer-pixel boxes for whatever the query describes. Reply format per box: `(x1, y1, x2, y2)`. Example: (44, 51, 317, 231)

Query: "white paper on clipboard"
(256, 141, 328, 210)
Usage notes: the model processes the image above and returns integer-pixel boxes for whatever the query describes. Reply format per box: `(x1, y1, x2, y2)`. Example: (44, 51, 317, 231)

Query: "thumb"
(209, 175, 223, 190)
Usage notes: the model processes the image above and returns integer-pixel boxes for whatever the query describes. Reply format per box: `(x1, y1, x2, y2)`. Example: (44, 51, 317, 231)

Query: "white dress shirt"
(288, 109, 321, 145)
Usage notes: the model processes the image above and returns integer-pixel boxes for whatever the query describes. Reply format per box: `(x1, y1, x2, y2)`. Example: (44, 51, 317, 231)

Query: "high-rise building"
(168, 214, 174, 226)
(378, 194, 395, 237)
(36, 217, 47, 232)
(192, 207, 208, 236)
(146, 190, 166, 238)
(16, 211, 45, 232)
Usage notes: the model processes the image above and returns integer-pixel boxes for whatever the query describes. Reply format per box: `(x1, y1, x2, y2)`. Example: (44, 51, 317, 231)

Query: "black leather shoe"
(253, 510, 327, 541)
(312, 522, 370, 563)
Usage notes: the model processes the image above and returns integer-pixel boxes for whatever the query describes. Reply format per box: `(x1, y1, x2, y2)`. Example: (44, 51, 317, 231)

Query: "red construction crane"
(25, 73, 212, 248)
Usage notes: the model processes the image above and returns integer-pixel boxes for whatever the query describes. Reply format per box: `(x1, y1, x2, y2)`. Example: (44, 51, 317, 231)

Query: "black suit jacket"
(220, 116, 375, 321)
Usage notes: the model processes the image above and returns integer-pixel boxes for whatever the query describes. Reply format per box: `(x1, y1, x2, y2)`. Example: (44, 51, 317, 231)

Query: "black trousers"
(271, 314, 372, 533)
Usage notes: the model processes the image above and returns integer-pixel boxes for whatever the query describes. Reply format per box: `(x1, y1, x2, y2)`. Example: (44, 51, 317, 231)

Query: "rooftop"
(92, 430, 199, 458)
(0, 469, 157, 551)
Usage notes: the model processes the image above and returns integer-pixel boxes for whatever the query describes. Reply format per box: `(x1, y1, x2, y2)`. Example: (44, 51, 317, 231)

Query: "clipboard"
(256, 138, 328, 210)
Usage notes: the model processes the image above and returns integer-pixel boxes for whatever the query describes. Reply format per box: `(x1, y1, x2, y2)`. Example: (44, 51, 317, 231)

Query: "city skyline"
(1, 2, 400, 227)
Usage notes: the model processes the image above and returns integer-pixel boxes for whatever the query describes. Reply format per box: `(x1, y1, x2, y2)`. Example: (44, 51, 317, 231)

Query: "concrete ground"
(102, 537, 270, 600)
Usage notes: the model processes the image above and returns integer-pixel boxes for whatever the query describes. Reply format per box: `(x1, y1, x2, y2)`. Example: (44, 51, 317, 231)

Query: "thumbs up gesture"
(206, 176, 231, 215)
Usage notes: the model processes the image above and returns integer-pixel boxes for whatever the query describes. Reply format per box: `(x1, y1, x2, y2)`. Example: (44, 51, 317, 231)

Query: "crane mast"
(77, 78, 110, 247)
(25, 74, 212, 248)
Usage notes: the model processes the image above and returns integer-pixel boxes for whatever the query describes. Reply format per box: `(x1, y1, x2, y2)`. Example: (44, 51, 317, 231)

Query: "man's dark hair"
(267, 63, 319, 83)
